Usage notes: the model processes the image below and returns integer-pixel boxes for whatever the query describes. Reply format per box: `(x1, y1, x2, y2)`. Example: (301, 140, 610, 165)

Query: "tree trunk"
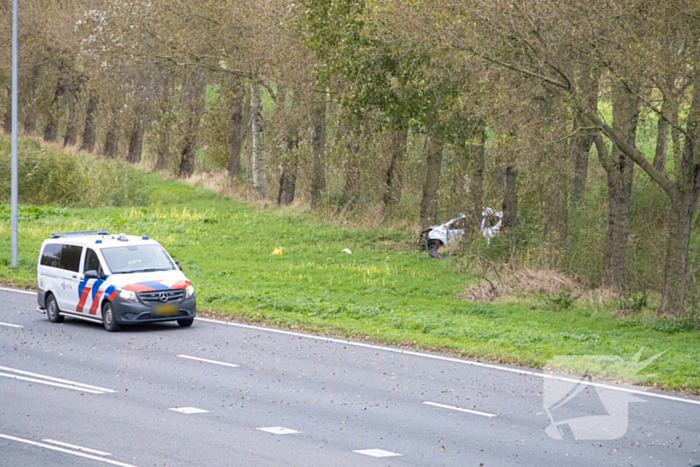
(544, 161, 568, 261)
(310, 88, 327, 210)
(278, 125, 299, 206)
(80, 92, 99, 152)
(654, 71, 680, 173)
(419, 133, 444, 231)
(227, 83, 244, 177)
(2, 87, 10, 134)
(602, 153, 634, 294)
(596, 83, 640, 293)
(343, 131, 360, 199)
(178, 75, 206, 178)
(466, 137, 485, 230)
(63, 74, 78, 147)
(103, 106, 120, 158)
(572, 70, 598, 197)
(251, 83, 265, 197)
(23, 65, 39, 135)
(502, 164, 518, 229)
(127, 115, 145, 164)
(44, 77, 64, 142)
(571, 116, 595, 197)
(155, 76, 173, 170)
(653, 98, 671, 173)
(659, 65, 700, 317)
(383, 128, 408, 215)
(541, 90, 569, 263)
(278, 89, 299, 205)
(659, 188, 700, 317)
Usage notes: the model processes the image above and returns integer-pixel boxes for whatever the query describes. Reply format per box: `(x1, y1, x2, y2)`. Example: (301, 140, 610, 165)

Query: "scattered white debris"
(342, 248, 352, 254)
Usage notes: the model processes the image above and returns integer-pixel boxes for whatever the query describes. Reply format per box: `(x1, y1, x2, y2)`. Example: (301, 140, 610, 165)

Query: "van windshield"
(101, 244, 176, 274)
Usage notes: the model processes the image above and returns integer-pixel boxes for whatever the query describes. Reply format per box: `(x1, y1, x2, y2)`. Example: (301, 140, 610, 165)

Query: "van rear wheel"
(46, 294, 64, 323)
(102, 301, 121, 332)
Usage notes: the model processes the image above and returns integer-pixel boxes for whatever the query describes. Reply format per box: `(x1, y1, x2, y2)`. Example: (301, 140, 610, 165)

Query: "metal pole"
(11, 0, 18, 268)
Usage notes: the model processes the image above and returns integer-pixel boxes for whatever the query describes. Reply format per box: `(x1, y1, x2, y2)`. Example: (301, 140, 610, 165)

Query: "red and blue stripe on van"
(77, 279, 116, 314)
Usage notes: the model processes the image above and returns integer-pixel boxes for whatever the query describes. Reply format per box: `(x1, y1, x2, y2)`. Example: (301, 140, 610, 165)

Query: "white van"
(37, 230, 196, 332)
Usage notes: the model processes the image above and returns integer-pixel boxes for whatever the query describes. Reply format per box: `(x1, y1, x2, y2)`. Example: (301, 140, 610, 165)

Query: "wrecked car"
(418, 209, 503, 259)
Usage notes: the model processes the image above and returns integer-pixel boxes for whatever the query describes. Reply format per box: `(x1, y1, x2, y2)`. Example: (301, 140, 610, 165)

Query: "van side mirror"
(84, 270, 99, 279)
(175, 261, 182, 271)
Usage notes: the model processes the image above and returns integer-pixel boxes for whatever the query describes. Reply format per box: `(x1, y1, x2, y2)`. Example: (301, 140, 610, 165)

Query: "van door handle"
(72, 275, 78, 279)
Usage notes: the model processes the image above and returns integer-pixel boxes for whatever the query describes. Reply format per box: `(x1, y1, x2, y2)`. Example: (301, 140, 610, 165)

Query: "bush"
(0, 137, 150, 207)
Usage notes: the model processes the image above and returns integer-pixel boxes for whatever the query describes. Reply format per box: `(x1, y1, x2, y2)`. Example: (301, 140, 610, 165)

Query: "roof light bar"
(50, 230, 109, 239)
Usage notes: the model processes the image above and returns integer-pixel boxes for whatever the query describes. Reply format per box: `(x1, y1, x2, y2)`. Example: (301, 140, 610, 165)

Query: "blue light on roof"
(95, 239, 102, 244)
(142, 236, 149, 240)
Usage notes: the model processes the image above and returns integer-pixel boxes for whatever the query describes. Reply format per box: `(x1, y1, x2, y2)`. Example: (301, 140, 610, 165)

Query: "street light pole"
(11, 0, 18, 268)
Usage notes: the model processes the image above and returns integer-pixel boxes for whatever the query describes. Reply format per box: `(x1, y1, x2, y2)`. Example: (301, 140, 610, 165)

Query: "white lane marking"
(177, 355, 239, 368)
(0, 434, 137, 467)
(43, 439, 112, 456)
(0, 372, 104, 394)
(422, 401, 497, 418)
(353, 449, 401, 458)
(256, 427, 300, 435)
(0, 286, 34, 296)
(0, 321, 23, 328)
(169, 407, 209, 414)
(196, 317, 700, 408)
(0, 366, 116, 393)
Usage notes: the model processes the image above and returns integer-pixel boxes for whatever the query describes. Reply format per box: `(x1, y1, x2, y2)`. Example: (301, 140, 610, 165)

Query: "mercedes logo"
(159, 292, 168, 302)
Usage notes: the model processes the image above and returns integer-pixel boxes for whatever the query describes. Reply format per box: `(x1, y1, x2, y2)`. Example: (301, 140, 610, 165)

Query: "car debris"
(480, 207, 503, 246)
(418, 208, 503, 259)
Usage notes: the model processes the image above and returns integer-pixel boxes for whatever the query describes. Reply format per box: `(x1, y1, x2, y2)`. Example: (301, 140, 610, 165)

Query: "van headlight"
(119, 289, 137, 301)
(186, 285, 195, 297)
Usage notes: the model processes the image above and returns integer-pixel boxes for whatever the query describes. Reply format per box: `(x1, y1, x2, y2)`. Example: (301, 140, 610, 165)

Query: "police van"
(37, 230, 196, 332)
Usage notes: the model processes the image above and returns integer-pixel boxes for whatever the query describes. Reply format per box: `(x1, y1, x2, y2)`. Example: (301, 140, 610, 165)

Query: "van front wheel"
(102, 301, 121, 332)
(177, 318, 194, 327)
(46, 294, 64, 323)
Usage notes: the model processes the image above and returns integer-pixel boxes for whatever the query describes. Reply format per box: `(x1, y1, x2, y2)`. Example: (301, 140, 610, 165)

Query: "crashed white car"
(418, 208, 503, 259)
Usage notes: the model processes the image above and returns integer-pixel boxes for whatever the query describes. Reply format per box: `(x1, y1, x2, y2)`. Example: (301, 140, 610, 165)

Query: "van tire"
(46, 293, 64, 323)
(177, 318, 194, 327)
(102, 301, 121, 332)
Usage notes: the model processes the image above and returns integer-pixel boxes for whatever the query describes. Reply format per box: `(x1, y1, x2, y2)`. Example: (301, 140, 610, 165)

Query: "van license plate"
(154, 304, 178, 316)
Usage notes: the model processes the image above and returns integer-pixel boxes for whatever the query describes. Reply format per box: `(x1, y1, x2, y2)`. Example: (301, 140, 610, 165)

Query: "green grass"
(0, 167, 699, 392)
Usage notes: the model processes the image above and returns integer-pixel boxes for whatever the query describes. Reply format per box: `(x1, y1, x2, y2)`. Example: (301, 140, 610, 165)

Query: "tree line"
(1, 0, 699, 318)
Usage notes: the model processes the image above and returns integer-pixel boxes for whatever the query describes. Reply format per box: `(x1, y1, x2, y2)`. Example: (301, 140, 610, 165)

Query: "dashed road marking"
(196, 317, 700, 408)
(0, 321, 22, 328)
(177, 355, 239, 368)
(43, 439, 112, 456)
(353, 449, 402, 458)
(0, 365, 117, 394)
(256, 427, 300, 435)
(169, 407, 209, 414)
(0, 434, 137, 467)
(422, 401, 497, 418)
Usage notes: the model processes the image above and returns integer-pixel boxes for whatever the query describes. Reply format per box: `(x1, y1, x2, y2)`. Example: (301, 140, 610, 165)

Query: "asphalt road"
(0, 287, 699, 467)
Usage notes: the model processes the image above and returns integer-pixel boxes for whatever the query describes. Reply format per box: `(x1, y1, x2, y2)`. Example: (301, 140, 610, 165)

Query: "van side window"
(83, 248, 102, 274)
(40, 244, 62, 268)
(59, 245, 83, 272)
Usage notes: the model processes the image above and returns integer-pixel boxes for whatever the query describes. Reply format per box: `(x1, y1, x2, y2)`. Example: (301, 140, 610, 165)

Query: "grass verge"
(0, 139, 698, 393)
